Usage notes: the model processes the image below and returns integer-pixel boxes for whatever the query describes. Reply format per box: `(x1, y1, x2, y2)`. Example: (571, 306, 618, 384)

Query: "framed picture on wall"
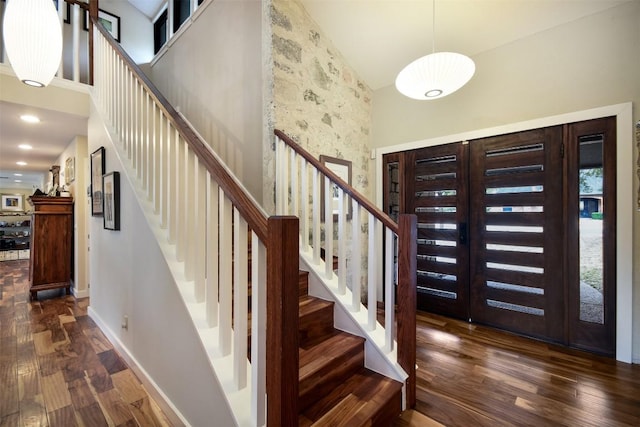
(65, 156, 75, 185)
(1, 194, 24, 212)
(54, 0, 71, 24)
(320, 155, 353, 221)
(103, 172, 120, 231)
(91, 147, 105, 216)
(84, 8, 121, 42)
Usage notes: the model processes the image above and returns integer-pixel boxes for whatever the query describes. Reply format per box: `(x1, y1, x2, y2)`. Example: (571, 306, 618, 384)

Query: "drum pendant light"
(2, 0, 63, 87)
(395, 0, 475, 100)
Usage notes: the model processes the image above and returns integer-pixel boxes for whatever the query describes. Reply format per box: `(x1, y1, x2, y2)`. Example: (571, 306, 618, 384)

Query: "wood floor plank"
(18, 394, 48, 427)
(76, 402, 109, 427)
(408, 311, 640, 427)
(96, 388, 135, 426)
(128, 397, 167, 427)
(111, 370, 148, 404)
(48, 404, 78, 427)
(84, 328, 112, 354)
(1, 261, 177, 426)
(41, 372, 72, 412)
(68, 377, 97, 410)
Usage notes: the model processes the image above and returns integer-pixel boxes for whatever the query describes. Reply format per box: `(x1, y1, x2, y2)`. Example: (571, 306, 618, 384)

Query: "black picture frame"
(103, 172, 120, 230)
(54, 0, 71, 24)
(319, 155, 353, 221)
(90, 147, 105, 216)
(84, 8, 121, 42)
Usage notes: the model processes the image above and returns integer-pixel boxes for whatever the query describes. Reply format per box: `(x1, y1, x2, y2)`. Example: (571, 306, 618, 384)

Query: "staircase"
(90, 16, 415, 426)
(297, 271, 403, 425)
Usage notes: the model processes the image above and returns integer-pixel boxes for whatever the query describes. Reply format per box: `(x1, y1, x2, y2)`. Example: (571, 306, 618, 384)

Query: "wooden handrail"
(274, 129, 399, 234)
(91, 14, 269, 242)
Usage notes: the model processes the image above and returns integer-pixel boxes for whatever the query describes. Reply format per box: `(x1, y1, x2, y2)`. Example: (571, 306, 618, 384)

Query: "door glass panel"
(579, 135, 604, 324)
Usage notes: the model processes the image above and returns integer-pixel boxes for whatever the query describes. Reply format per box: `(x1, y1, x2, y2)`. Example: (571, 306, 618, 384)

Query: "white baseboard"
(87, 307, 190, 427)
(72, 287, 90, 298)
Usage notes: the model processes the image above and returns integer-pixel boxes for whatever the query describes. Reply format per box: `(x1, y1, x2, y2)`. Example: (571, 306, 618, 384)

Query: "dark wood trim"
(88, 0, 98, 86)
(266, 217, 299, 426)
(275, 129, 398, 234)
(396, 214, 417, 408)
(92, 18, 268, 242)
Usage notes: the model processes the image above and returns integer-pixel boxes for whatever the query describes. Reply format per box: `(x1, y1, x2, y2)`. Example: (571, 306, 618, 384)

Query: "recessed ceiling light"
(16, 161, 27, 166)
(14, 180, 22, 183)
(14, 173, 23, 177)
(20, 114, 40, 124)
(18, 144, 33, 150)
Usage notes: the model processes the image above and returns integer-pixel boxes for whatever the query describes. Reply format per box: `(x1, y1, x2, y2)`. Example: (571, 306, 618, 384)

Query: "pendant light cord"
(432, 0, 436, 54)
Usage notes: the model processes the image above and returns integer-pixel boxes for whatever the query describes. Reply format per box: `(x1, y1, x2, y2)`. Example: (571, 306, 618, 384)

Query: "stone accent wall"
(263, 0, 375, 298)
(264, 0, 373, 212)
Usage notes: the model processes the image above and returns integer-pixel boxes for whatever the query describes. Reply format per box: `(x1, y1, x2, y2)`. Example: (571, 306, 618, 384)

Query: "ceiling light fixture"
(19, 144, 33, 150)
(14, 173, 23, 177)
(2, 0, 63, 88)
(395, 0, 475, 100)
(20, 114, 41, 123)
(16, 161, 27, 166)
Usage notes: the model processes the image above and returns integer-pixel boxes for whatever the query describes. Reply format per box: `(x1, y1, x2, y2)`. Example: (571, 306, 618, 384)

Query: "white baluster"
(219, 193, 232, 355)
(351, 204, 361, 311)
(175, 138, 185, 260)
(233, 209, 248, 390)
(184, 147, 196, 280)
(300, 158, 309, 252)
(194, 161, 206, 301)
(368, 215, 377, 331)
(338, 188, 346, 295)
(384, 228, 395, 353)
(206, 177, 219, 327)
(168, 124, 177, 244)
(275, 137, 283, 215)
(290, 148, 298, 218)
(312, 168, 321, 264)
(324, 176, 333, 280)
(72, 4, 80, 81)
(251, 234, 266, 427)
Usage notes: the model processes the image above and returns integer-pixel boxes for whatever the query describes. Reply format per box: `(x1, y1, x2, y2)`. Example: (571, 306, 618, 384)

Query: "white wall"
(149, 0, 264, 203)
(372, 1, 640, 362)
(55, 136, 90, 297)
(87, 103, 236, 426)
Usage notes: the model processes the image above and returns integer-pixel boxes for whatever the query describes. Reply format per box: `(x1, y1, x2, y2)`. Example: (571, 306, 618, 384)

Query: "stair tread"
(300, 367, 403, 426)
(299, 331, 364, 377)
(299, 295, 333, 316)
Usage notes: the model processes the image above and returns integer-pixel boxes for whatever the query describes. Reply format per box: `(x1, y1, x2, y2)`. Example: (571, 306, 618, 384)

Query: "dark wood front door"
(468, 127, 564, 342)
(404, 143, 470, 320)
(390, 118, 617, 356)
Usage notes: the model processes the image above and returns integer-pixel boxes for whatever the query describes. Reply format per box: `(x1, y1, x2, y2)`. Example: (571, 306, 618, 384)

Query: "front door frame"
(374, 102, 634, 363)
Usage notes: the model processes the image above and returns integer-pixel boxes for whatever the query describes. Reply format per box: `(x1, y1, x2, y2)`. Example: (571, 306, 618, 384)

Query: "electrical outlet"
(122, 315, 128, 330)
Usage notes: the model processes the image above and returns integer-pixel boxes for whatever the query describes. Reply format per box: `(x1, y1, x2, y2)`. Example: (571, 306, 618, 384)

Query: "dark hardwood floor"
(0, 260, 174, 427)
(3, 259, 639, 426)
(402, 311, 640, 427)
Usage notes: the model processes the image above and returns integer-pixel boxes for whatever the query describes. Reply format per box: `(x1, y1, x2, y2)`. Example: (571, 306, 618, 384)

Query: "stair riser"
(299, 303, 334, 347)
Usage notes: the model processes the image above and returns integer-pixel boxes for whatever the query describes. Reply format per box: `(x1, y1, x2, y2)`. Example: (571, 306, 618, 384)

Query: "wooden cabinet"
(28, 196, 73, 300)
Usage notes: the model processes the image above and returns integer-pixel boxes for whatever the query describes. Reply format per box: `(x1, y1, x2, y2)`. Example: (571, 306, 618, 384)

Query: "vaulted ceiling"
(1, 0, 631, 190)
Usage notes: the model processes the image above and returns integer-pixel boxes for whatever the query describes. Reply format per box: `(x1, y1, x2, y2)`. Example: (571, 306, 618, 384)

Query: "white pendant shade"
(395, 52, 475, 100)
(2, 0, 63, 87)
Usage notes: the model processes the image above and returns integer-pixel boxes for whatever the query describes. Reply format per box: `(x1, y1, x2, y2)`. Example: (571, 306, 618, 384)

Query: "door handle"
(459, 222, 467, 245)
